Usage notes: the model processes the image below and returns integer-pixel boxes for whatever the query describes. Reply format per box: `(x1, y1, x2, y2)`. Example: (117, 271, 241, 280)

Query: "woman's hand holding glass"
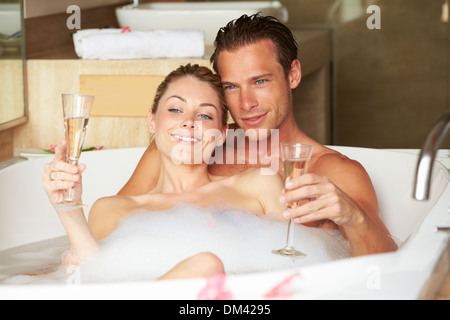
(43, 141, 86, 207)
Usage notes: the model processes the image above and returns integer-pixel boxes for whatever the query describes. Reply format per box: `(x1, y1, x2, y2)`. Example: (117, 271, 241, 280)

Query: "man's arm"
(118, 145, 161, 196)
(282, 154, 398, 256)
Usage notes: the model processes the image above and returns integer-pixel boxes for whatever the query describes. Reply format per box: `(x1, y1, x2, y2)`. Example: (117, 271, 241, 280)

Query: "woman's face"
(149, 76, 227, 165)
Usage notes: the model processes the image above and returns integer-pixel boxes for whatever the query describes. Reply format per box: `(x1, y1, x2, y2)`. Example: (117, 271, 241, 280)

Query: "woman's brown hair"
(152, 63, 228, 126)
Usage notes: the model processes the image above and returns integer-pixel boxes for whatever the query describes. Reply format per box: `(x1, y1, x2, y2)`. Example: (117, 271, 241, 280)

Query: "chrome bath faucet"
(413, 112, 450, 201)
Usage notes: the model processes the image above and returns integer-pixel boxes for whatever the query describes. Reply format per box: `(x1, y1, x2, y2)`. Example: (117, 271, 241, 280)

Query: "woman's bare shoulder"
(225, 168, 284, 217)
(88, 195, 141, 240)
(208, 168, 283, 204)
(222, 167, 283, 186)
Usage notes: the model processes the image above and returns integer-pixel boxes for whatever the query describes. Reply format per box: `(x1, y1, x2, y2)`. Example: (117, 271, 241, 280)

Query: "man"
(119, 14, 397, 256)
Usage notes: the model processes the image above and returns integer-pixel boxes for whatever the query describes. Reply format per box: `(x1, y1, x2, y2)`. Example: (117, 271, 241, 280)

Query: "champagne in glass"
(65, 116, 90, 164)
(272, 143, 313, 258)
(54, 94, 94, 208)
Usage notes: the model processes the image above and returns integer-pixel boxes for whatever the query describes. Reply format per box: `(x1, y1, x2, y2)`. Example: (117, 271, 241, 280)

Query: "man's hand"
(280, 173, 366, 227)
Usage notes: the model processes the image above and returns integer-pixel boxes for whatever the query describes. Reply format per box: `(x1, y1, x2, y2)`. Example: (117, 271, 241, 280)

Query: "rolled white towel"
(73, 28, 205, 60)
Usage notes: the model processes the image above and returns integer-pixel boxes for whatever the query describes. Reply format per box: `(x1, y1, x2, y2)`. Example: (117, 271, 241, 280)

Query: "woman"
(43, 64, 285, 280)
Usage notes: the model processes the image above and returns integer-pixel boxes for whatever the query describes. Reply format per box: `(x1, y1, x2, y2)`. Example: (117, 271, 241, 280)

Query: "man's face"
(217, 39, 298, 141)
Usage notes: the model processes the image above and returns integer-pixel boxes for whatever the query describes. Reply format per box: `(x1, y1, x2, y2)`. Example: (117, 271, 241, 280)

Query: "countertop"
(28, 28, 332, 78)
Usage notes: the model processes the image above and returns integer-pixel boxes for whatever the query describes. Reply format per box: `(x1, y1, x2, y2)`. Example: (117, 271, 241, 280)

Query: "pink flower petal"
(197, 274, 233, 300)
(264, 272, 301, 299)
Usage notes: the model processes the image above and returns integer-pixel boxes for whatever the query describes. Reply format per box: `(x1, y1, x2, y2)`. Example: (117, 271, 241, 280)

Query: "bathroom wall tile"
(282, 0, 449, 148)
(80, 75, 165, 117)
(13, 59, 209, 150)
(25, 3, 126, 59)
(0, 60, 25, 124)
(24, 0, 127, 18)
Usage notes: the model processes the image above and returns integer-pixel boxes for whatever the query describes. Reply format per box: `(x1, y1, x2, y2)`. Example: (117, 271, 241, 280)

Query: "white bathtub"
(115, 1, 288, 46)
(0, 146, 448, 299)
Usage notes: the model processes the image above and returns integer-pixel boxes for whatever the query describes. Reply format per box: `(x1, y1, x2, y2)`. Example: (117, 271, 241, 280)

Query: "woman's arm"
(42, 142, 100, 261)
(56, 208, 101, 260)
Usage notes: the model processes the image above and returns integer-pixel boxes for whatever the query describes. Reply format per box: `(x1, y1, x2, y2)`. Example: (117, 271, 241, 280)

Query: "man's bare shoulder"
(310, 147, 366, 177)
(310, 147, 377, 209)
(118, 145, 160, 196)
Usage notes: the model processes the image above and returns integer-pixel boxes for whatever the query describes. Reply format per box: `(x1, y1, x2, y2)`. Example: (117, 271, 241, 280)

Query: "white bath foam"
(0, 203, 350, 285)
(79, 203, 350, 283)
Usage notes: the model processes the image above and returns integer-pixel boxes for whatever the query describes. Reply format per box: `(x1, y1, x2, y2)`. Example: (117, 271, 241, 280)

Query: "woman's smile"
(171, 133, 202, 145)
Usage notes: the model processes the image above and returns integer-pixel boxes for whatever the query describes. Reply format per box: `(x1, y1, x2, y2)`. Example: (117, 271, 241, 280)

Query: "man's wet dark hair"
(210, 13, 299, 78)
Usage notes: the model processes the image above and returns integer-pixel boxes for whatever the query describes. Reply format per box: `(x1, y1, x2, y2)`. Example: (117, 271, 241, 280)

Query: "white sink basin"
(115, 1, 288, 46)
(0, 3, 21, 36)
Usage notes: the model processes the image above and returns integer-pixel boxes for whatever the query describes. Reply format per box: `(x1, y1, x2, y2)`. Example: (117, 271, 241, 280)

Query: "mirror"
(0, 0, 26, 131)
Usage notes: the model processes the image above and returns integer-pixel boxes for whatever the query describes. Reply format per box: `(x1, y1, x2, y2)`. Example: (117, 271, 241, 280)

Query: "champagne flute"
(54, 93, 94, 208)
(272, 143, 313, 258)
